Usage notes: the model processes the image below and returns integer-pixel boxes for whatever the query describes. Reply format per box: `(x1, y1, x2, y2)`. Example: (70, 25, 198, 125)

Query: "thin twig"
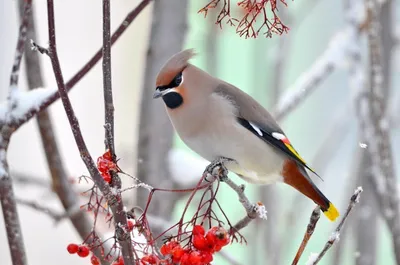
(309, 187, 363, 265)
(9, 1, 31, 92)
(102, 0, 115, 158)
(291, 206, 321, 265)
(221, 177, 267, 232)
(42, 0, 136, 263)
(16, 197, 80, 223)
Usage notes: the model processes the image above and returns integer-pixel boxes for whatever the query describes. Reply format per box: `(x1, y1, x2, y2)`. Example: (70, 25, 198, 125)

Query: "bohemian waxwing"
(152, 49, 339, 221)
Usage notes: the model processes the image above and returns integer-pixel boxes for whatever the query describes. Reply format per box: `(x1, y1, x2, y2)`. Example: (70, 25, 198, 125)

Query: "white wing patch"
(249, 122, 263, 136)
(272, 132, 286, 140)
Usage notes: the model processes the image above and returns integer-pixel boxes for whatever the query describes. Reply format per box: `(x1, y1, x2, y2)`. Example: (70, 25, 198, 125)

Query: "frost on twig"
(306, 187, 363, 265)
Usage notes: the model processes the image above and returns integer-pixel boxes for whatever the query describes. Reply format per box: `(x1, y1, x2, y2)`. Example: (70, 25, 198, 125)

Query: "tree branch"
(8, 0, 151, 128)
(16, 0, 109, 263)
(309, 187, 363, 265)
(291, 206, 321, 265)
(102, 0, 115, 157)
(0, 2, 32, 265)
(356, 1, 400, 263)
(41, 0, 137, 263)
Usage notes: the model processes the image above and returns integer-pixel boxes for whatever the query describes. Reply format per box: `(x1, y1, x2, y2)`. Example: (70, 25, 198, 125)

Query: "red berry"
(91, 255, 100, 265)
(67, 243, 79, 254)
(180, 253, 190, 265)
(160, 241, 180, 256)
(77, 245, 90, 257)
(160, 244, 169, 256)
(201, 251, 213, 263)
(103, 150, 113, 161)
(205, 230, 217, 248)
(171, 246, 185, 263)
(127, 220, 134, 232)
(141, 254, 159, 264)
(192, 235, 208, 251)
(189, 251, 203, 264)
(102, 172, 112, 183)
(192, 225, 205, 236)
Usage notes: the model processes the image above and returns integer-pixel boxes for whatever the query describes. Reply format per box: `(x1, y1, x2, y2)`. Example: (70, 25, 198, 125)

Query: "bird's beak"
(153, 88, 174, 99)
(153, 89, 163, 99)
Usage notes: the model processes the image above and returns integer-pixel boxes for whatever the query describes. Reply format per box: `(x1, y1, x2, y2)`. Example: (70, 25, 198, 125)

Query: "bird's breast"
(167, 94, 285, 184)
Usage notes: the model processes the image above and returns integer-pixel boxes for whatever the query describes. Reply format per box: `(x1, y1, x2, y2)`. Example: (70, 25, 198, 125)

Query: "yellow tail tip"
(323, 202, 340, 221)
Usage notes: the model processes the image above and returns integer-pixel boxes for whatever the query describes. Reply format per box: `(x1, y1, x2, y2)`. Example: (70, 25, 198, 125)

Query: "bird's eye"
(173, 72, 183, 87)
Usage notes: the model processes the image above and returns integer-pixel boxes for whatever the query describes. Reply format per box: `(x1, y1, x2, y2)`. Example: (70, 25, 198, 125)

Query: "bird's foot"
(203, 157, 235, 182)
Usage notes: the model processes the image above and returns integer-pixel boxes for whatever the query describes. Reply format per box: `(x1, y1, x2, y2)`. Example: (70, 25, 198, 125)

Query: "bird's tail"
(282, 160, 339, 221)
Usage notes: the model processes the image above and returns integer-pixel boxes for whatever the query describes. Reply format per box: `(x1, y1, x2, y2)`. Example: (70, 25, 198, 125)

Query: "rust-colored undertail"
(282, 160, 339, 221)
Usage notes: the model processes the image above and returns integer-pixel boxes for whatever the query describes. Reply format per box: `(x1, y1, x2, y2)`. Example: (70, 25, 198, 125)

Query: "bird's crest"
(156, 49, 196, 87)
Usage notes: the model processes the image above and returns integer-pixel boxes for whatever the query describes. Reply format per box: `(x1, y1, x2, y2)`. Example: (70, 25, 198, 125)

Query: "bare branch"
(102, 0, 116, 157)
(41, 0, 137, 263)
(16, 1, 109, 262)
(355, 0, 400, 263)
(221, 177, 267, 232)
(9, 0, 151, 128)
(16, 197, 80, 223)
(309, 187, 363, 265)
(0, 2, 32, 265)
(9, 0, 31, 92)
(291, 206, 321, 265)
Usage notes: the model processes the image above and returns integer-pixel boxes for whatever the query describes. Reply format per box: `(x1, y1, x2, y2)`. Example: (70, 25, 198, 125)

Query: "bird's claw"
(203, 157, 234, 182)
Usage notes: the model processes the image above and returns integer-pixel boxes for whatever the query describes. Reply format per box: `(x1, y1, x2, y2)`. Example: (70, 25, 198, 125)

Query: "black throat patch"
(162, 92, 183, 109)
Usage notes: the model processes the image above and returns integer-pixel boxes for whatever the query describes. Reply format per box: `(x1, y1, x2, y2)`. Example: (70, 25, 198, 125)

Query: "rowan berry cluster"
(139, 225, 230, 265)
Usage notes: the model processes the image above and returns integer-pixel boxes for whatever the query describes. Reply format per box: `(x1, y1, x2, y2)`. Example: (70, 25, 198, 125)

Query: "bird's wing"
(214, 81, 320, 177)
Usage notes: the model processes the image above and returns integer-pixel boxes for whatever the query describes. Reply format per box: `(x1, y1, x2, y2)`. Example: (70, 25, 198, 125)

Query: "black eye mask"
(156, 72, 183, 91)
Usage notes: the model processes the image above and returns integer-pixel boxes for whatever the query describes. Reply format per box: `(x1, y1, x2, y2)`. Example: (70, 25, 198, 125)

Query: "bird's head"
(153, 49, 197, 109)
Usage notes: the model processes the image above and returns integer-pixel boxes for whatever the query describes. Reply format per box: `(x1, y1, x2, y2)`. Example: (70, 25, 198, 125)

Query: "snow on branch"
(273, 0, 367, 121)
(0, 0, 151, 130)
(0, 87, 57, 126)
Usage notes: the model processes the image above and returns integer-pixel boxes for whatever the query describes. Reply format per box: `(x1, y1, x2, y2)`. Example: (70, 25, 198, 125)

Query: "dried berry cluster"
(199, 0, 290, 38)
(96, 150, 120, 183)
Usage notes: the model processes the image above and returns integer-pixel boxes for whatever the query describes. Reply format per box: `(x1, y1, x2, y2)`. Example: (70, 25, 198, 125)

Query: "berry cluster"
(67, 243, 90, 258)
(97, 150, 119, 183)
(146, 225, 230, 265)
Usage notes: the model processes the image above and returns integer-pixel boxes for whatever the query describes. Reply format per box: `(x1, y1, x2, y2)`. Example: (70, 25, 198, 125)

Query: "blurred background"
(0, 0, 399, 265)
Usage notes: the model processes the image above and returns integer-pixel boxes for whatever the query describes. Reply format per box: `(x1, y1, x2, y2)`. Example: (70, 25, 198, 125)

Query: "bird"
(152, 49, 339, 221)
